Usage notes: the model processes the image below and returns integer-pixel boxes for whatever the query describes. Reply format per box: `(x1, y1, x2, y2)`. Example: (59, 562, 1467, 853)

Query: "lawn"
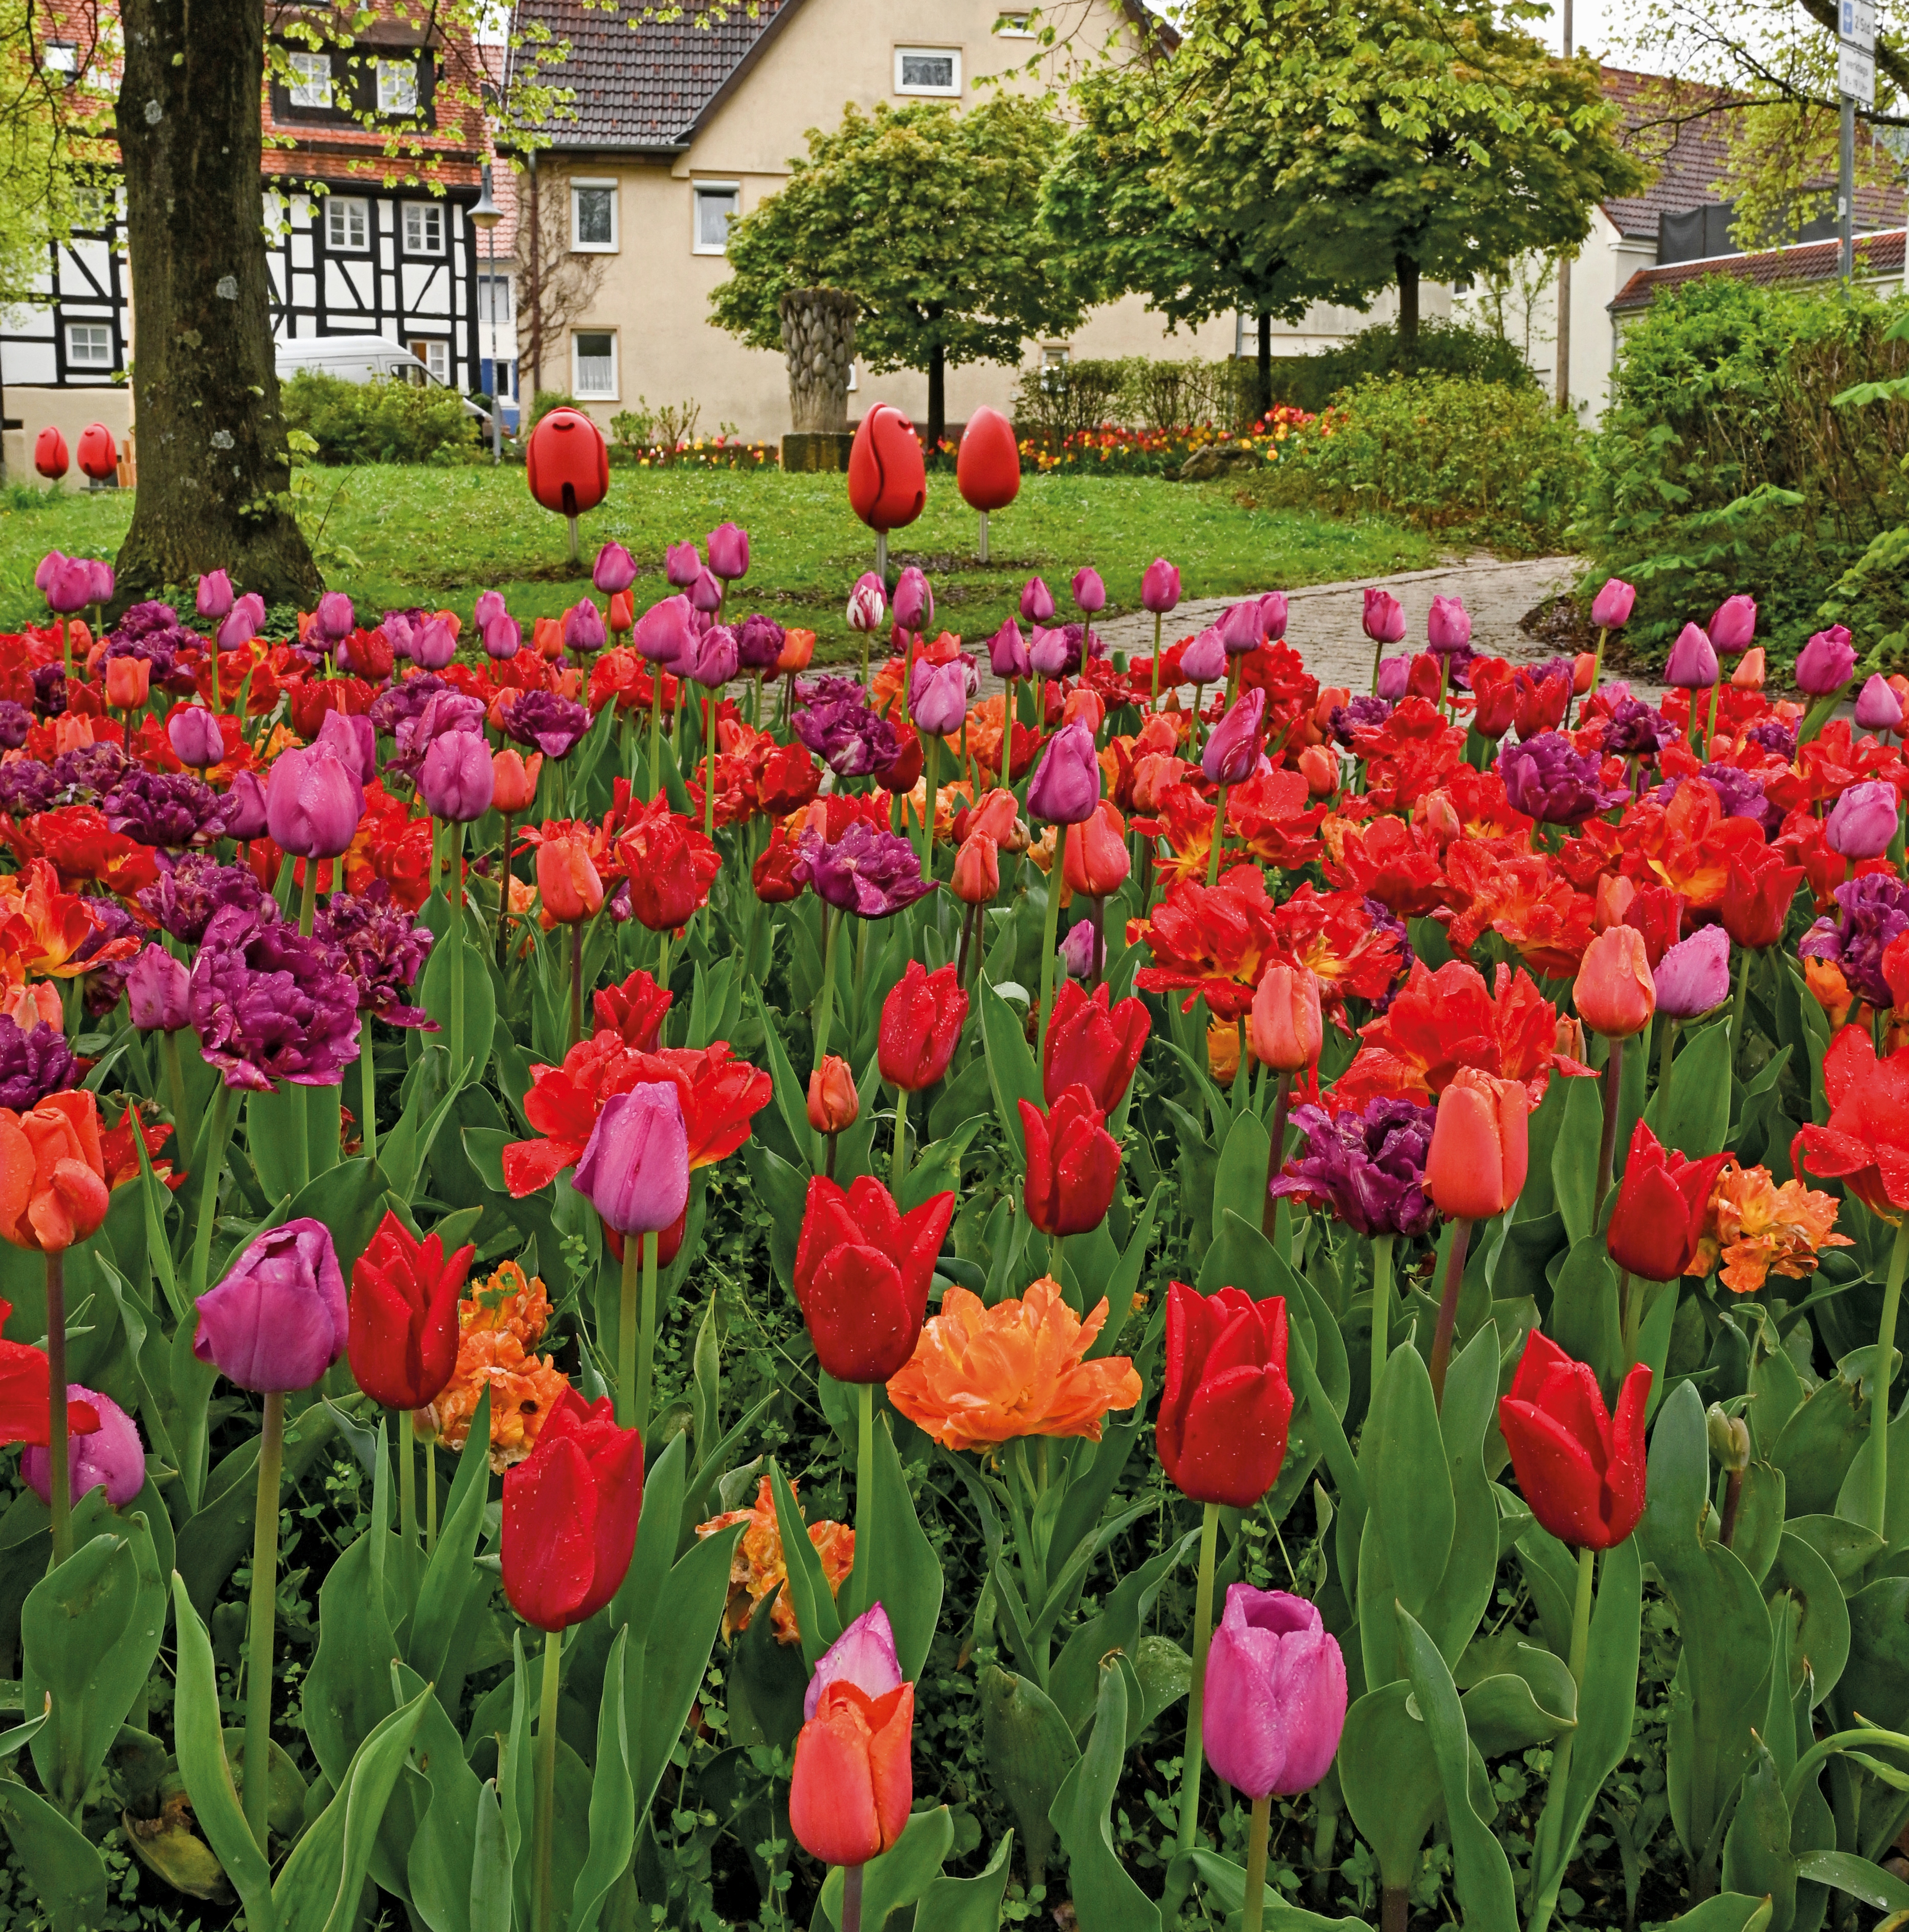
(3, 464, 1438, 656)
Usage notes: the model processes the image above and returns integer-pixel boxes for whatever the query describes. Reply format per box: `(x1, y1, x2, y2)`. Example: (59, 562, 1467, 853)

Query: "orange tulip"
(0, 1090, 111, 1252)
(965, 787, 1027, 853)
(1425, 1068, 1529, 1222)
(1571, 652, 1597, 696)
(952, 831, 1000, 904)
(1248, 963, 1322, 1071)
(607, 590, 634, 635)
(535, 835, 604, 923)
(788, 1678, 914, 1869)
(777, 628, 817, 674)
(1062, 687, 1105, 734)
(1297, 745, 1337, 797)
(105, 656, 151, 709)
(492, 749, 543, 815)
(1062, 800, 1129, 898)
(1574, 923, 1656, 1039)
(1, 982, 63, 1033)
(1732, 647, 1766, 691)
(806, 1055, 860, 1135)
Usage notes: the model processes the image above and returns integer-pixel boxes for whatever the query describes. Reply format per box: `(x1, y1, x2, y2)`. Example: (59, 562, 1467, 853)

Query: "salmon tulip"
(1425, 1068, 1529, 1222)
(1574, 924, 1655, 1039)
(0, 1090, 110, 1253)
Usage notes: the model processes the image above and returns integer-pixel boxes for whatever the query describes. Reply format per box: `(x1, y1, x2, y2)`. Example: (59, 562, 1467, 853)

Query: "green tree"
(1161, 0, 1649, 362)
(710, 95, 1084, 450)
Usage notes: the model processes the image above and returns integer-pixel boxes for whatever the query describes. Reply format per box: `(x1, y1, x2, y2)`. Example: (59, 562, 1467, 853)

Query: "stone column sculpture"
(778, 287, 857, 472)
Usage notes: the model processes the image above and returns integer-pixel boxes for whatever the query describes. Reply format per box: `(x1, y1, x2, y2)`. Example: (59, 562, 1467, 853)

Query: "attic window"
(895, 47, 960, 96)
(994, 11, 1037, 35)
(43, 39, 78, 78)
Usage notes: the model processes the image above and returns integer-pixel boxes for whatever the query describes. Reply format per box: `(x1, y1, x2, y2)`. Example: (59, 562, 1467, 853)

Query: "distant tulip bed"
(1017, 407, 1322, 477)
(6, 536, 1909, 1932)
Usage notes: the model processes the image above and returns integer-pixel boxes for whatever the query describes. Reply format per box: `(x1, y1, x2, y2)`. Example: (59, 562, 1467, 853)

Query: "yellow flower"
(1692, 1161, 1852, 1295)
(886, 1277, 1142, 1453)
(697, 1474, 854, 1645)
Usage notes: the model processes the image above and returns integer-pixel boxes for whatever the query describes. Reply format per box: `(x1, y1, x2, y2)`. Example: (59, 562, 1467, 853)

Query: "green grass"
(1, 465, 1439, 658)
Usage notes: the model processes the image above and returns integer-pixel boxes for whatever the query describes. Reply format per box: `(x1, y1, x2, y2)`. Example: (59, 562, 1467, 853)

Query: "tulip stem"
(1243, 1792, 1272, 1932)
(1590, 625, 1607, 699)
(423, 1437, 437, 1551)
(1703, 678, 1721, 755)
(448, 820, 467, 1081)
(647, 674, 663, 800)
(160, 1029, 191, 1143)
(1656, 1015, 1676, 1101)
(841, 1863, 864, 1932)
(1730, 949, 1751, 1062)
(855, 1380, 875, 1622)
(1206, 784, 1229, 887)
(298, 864, 317, 940)
(568, 920, 584, 1056)
(1428, 1216, 1473, 1413)
(1868, 1216, 1909, 1538)
(635, 1231, 659, 1443)
(397, 1409, 416, 1547)
(1037, 863, 1063, 1068)
(360, 1016, 378, 1167)
(890, 1090, 908, 1195)
(1618, 1269, 1638, 1367)
(243, 1390, 285, 1856)
(189, 1082, 241, 1306)
(1594, 1035, 1625, 1225)
(532, 1625, 563, 1932)
(44, 1252, 71, 1570)
(1261, 1070, 1293, 1240)
(919, 735, 940, 877)
(1173, 1501, 1221, 1865)
(1150, 611, 1163, 709)
(813, 908, 840, 1071)
(1526, 1545, 1597, 1932)
(1369, 1234, 1395, 1413)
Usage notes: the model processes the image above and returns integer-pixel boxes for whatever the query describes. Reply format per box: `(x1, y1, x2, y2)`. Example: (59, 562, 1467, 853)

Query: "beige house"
(500, 0, 1438, 441)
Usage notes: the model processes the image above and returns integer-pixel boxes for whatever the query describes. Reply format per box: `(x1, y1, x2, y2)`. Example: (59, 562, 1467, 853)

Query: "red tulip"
(1498, 1330, 1649, 1550)
(348, 1210, 476, 1410)
(1720, 847, 1803, 952)
(952, 831, 1000, 905)
(789, 1678, 915, 1869)
(1793, 1026, 1909, 1222)
(1425, 1069, 1529, 1222)
(593, 968, 672, 1050)
(1156, 1281, 1293, 1507)
(1020, 1086, 1121, 1237)
(536, 835, 604, 923)
(878, 961, 969, 1092)
(618, 803, 722, 934)
(793, 1175, 955, 1383)
(0, 1297, 100, 1446)
(1607, 1122, 1729, 1282)
(1043, 980, 1149, 1113)
(500, 1385, 643, 1631)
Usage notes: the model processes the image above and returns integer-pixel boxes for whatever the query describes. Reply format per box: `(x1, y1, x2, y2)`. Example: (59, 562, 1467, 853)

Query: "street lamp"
(470, 163, 504, 465)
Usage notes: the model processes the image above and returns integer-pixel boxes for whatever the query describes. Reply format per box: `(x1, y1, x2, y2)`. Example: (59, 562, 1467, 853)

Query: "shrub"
(527, 389, 581, 429)
(1272, 319, 1537, 415)
(1261, 372, 1586, 553)
(1572, 278, 1909, 669)
(281, 371, 478, 466)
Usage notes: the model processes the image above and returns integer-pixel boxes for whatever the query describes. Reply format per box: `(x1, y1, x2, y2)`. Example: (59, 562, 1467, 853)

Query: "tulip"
(1259, 592, 1288, 642)
(777, 628, 817, 674)
(475, 590, 507, 632)
(1498, 1329, 1650, 1549)
(105, 655, 150, 710)
(1156, 1281, 1292, 1507)
(1043, 980, 1148, 1112)
(0, 1090, 111, 1255)
(1062, 801, 1130, 900)
(686, 624, 738, 689)
(44, 557, 93, 614)
(218, 592, 266, 654)
(168, 704, 224, 769)
(33, 550, 66, 596)
(707, 521, 750, 581)
(690, 568, 724, 614)
(952, 830, 999, 905)
(88, 560, 115, 604)
(1607, 1120, 1729, 1283)
(1203, 1585, 1346, 1800)
(501, 1385, 644, 1630)
(127, 944, 191, 1032)
(318, 709, 378, 786)
(196, 570, 235, 621)
(1058, 918, 1104, 981)
(1721, 846, 1804, 951)
(1424, 1068, 1529, 1223)
(892, 565, 932, 634)
(1362, 587, 1405, 645)
(633, 593, 696, 667)
(807, 1055, 859, 1135)
(1652, 923, 1731, 1019)
(484, 613, 522, 659)
(348, 1210, 475, 1411)
(1249, 964, 1322, 1072)
(789, 1643, 914, 1869)
(1708, 593, 1757, 653)
(908, 655, 967, 735)
(1029, 626, 1070, 678)
(1856, 674, 1904, 734)
(1574, 924, 1656, 1038)
(1027, 721, 1101, 825)
(1021, 1086, 1121, 1237)
(488, 749, 539, 816)
(1020, 575, 1055, 624)
(312, 591, 354, 642)
(22, 1384, 143, 1509)
(878, 961, 969, 1093)
(536, 835, 605, 923)
(1202, 690, 1265, 786)
(1298, 744, 1337, 796)
(1665, 624, 1717, 689)
(804, 1602, 904, 1720)
(1181, 627, 1226, 686)
(1796, 625, 1856, 696)
(572, 1082, 690, 1236)
(793, 1174, 955, 1383)
(666, 540, 702, 588)
(1426, 594, 1471, 654)
(1827, 779, 1899, 860)
(218, 771, 268, 842)
(1376, 655, 1409, 702)
(845, 573, 886, 633)
(1572, 652, 1597, 694)
(194, 1218, 347, 1393)
(593, 541, 637, 595)
(265, 743, 364, 860)
(1590, 578, 1636, 629)
(1141, 557, 1180, 614)
(417, 730, 492, 824)
(1220, 599, 1262, 655)
(1071, 566, 1106, 615)
(563, 600, 606, 657)
(985, 618, 1030, 680)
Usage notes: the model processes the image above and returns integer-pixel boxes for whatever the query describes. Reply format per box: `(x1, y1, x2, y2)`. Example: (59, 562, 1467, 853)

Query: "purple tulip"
(1220, 600, 1263, 656)
(126, 944, 191, 1031)
(316, 880, 435, 1027)
(563, 601, 606, 656)
(572, 1082, 690, 1235)
(892, 566, 933, 635)
(1202, 689, 1266, 785)
(34, 551, 68, 597)
(988, 619, 1031, 680)
(1855, 675, 1903, 734)
(483, 613, 522, 660)
(1653, 924, 1732, 1019)
(1708, 594, 1757, 654)
(315, 709, 376, 785)
(686, 625, 739, 689)
(504, 691, 593, 760)
(1027, 721, 1101, 825)
(1426, 594, 1471, 655)
(1071, 566, 1106, 616)
(1058, 917, 1105, 981)
(1826, 779, 1900, 860)
(909, 656, 969, 736)
(475, 589, 507, 633)
(23, 1385, 145, 1508)
(706, 522, 750, 581)
(633, 594, 696, 668)
(421, 731, 496, 823)
(1260, 592, 1289, 642)
(1362, 588, 1405, 646)
(313, 591, 354, 643)
(1497, 732, 1628, 826)
(795, 822, 934, 919)
(689, 567, 724, 615)
(383, 612, 417, 662)
(665, 540, 702, 589)
(1801, 874, 1909, 1005)
(593, 541, 638, 595)
(1601, 697, 1679, 760)
(1141, 558, 1181, 615)
(1269, 1096, 1435, 1238)
(1590, 579, 1636, 629)
(194, 1217, 348, 1393)
(793, 697, 901, 779)
(265, 743, 364, 859)
(1029, 627, 1070, 678)
(1376, 655, 1410, 702)
(1796, 626, 1857, 696)
(222, 770, 269, 841)
(88, 560, 115, 606)
(0, 703, 30, 751)
(1665, 624, 1718, 690)
(1020, 576, 1055, 625)
(737, 613, 786, 673)
(1181, 628, 1226, 686)
(196, 568, 235, 622)
(168, 705, 224, 770)
(217, 593, 266, 654)
(803, 1604, 903, 1721)
(845, 574, 887, 634)
(1202, 1586, 1347, 1801)
(44, 557, 93, 614)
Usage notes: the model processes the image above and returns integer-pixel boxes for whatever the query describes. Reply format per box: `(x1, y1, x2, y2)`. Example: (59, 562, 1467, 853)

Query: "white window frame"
(477, 272, 513, 326)
(692, 181, 739, 256)
(376, 58, 419, 116)
(325, 195, 370, 252)
(571, 329, 618, 402)
(287, 49, 333, 107)
(66, 321, 113, 369)
(410, 339, 450, 384)
(402, 200, 444, 255)
(894, 46, 961, 96)
(43, 39, 78, 77)
(570, 179, 618, 253)
(994, 11, 1037, 36)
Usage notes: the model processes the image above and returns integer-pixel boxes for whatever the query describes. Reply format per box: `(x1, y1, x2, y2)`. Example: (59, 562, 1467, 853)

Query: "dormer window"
(376, 58, 419, 116)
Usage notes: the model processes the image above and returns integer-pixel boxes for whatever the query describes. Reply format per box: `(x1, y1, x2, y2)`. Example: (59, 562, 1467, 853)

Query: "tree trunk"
(926, 342, 946, 457)
(113, 0, 318, 608)
(1256, 310, 1272, 424)
(1395, 255, 1421, 370)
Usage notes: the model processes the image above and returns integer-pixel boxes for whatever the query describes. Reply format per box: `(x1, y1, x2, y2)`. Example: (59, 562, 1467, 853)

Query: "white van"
(274, 334, 493, 432)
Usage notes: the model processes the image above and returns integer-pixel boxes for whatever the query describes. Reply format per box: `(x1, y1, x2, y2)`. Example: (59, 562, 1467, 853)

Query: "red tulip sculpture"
(846, 402, 925, 581)
(34, 426, 70, 482)
(955, 404, 1020, 561)
(526, 406, 610, 563)
(77, 422, 119, 484)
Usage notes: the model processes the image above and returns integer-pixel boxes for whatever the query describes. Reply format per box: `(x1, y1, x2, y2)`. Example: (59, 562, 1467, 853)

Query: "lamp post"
(470, 163, 504, 465)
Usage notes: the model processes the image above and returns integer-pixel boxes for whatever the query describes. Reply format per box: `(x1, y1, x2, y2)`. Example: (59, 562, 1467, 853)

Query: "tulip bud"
(1062, 800, 1130, 898)
(1259, 591, 1288, 642)
(1061, 686, 1104, 735)
(789, 1612, 914, 1869)
(314, 591, 355, 642)
(222, 770, 269, 840)
(707, 521, 750, 581)
(1248, 963, 1322, 1071)
(105, 655, 150, 709)
(1795, 625, 1856, 696)
(1071, 566, 1106, 616)
(492, 748, 542, 814)
(218, 592, 266, 654)
(1027, 721, 1101, 825)
(1572, 651, 1597, 695)
(952, 830, 1000, 904)
(1706, 1403, 1751, 1475)
(1220, 599, 1263, 656)
(806, 1055, 859, 1135)
(1665, 625, 1717, 689)
(1425, 1068, 1530, 1221)
(23, 1384, 144, 1509)
(892, 565, 933, 634)
(690, 567, 724, 614)
(563, 600, 606, 657)
(1574, 923, 1656, 1038)
(1826, 779, 1899, 860)
(845, 572, 886, 633)
(1362, 587, 1406, 645)
(315, 708, 376, 785)
(1376, 655, 1409, 702)
(1141, 557, 1180, 615)
(1203, 1586, 1346, 1801)
(483, 612, 522, 659)
(196, 570, 234, 621)
(572, 1082, 690, 1235)
(1855, 673, 1903, 734)
(420, 730, 496, 823)
(168, 704, 224, 769)
(879, 961, 969, 1093)
(1202, 690, 1266, 785)
(777, 628, 817, 673)
(1058, 918, 1104, 981)
(126, 944, 191, 1032)
(1181, 627, 1226, 685)
(1590, 578, 1636, 629)
(1731, 647, 1765, 691)
(634, 593, 696, 668)
(908, 654, 968, 735)
(593, 540, 638, 595)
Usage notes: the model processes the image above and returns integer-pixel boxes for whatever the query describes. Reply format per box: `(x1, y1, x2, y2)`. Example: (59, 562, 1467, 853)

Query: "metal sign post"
(1838, 0, 1876, 281)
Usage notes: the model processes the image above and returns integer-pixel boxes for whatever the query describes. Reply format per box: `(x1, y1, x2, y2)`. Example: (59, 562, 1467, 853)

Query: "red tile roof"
(1610, 227, 1907, 311)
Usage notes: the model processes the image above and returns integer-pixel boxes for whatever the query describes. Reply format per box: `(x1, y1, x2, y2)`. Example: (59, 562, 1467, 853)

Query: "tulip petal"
(1499, 1397, 1608, 1547)
(502, 1433, 597, 1631)
(789, 1689, 885, 1868)
(803, 1243, 914, 1383)
(1173, 1362, 1295, 1508)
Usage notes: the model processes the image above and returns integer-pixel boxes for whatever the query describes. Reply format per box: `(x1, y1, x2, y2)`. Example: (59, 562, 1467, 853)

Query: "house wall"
(2, 383, 134, 491)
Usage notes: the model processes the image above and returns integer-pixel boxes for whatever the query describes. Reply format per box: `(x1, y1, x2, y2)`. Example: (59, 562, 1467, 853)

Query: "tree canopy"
(709, 95, 1083, 448)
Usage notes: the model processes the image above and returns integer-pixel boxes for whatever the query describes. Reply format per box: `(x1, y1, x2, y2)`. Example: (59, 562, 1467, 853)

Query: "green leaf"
(381, 1048, 466, 1202)
(629, 1525, 739, 1829)
(418, 919, 498, 1084)
(1792, 1851, 1909, 1911)
(1548, 1235, 1623, 1397)
(283, 1156, 392, 1283)
(979, 975, 1046, 1167)
(1659, 1898, 1775, 1932)
(915, 1829, 1015, 1932)
(817, 1806, 956, 1929)
(1212, 1110, 1272, 1236)
(1766, 1531, 1850, 1713)
(751, 982, 820, 1172)
(409, 1389, 491, 1684)
(742, 1138, 809, 1298)
(1552, 1071, 1606, 1247)
(1720, 1738, 1796, 1930)
(1047, 1528, 1197, 1738)
(1338, 1681, 1445, 1890)
(400, 1674, 493, 1932)
(980, 1665, 1077, 1895)
(569, 1627, 634, 1932)
(0, 1778, 108, 1932)
(1181, 1848, 1371, 1927)
(768, 1457, 844, 1672)
(1645, 1018, 1734, 1156)
(841, 1412, 943, 1682)
(1366, 1343, 1454, 1618)
(1048, 1658, 1161, 1932)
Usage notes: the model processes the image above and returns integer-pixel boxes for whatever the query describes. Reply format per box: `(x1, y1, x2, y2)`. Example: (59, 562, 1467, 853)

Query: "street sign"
(1839, 0, 1875, 50)
(1839, 39, 1875, 105)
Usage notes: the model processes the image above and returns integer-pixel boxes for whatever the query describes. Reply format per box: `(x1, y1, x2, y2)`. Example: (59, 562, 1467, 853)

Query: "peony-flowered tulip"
(126, 944, 190, 1032)
(1425, 1068, 1529, 1222)
(878, 961, 969, 1093)
(571, 1083, 690, 1235)
(23, 1383, 142, 1507)
(1590, 578, 1636, 629)
(1156, 1282, 1293, 1507)
(1141, 558, 1180, 614)
(1607, 1120, 1729, 1282)
(0, 1091, 110, 1254)
(1793, 1026, 1909, 1222)
(348, 1210, 475, 1411)
(807, 1055, 859, 1135)
(1043, 980, 1149, 1112)
(1795, 625, 1856, 696)
(194, 1218, 347, 1392)
(1248, 963, 1322, 1071)
(1574, 924, 1656, 1038)
(1020, 1086, 1121, 1237)
(1202, 1586, 1347, 1800)
(1826, 779, 1899, 860)
(1498, 1330, 1649, 1549)
(793, 1174, 955, 1383)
